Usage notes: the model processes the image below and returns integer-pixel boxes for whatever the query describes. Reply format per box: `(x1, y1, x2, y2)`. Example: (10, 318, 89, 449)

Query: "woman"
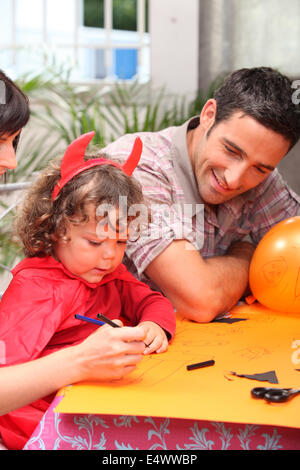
(0, 70, 147, 449)
(0, 70, 30, 174)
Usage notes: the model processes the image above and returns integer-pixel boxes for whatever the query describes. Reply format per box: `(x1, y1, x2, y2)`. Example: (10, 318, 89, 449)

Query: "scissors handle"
(251, 387, 293, 403)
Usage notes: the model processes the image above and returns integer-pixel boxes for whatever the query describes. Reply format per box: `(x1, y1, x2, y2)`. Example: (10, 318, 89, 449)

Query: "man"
(103, 67, 300, 322)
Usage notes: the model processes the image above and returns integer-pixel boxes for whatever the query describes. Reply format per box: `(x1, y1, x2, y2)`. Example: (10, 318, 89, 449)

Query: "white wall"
(149, 0, 199, 98)
(198, 0, 300, 90)
(232, 0, 300, 78)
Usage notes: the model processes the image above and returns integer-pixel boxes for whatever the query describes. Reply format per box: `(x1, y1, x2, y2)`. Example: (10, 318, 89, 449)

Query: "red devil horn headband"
(52, 131, 143, 200)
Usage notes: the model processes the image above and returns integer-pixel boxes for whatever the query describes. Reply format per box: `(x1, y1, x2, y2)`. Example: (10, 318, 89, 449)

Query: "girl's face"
(0, 130, 20, 178)
(54, 204, 128, 284)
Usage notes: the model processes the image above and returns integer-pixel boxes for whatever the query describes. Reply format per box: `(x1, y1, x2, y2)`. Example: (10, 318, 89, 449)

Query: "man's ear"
(200, 99, 217, 132)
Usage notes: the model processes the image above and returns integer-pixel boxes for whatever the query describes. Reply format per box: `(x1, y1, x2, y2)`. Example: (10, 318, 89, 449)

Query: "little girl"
(0, 131, 175, 449)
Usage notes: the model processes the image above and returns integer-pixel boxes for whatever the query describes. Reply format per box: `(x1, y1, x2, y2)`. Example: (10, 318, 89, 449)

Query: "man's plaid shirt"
(102, 117, 300, 286)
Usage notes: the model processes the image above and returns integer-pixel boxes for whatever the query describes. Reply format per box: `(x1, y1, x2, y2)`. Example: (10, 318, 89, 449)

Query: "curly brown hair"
(15, 154, 145, 258)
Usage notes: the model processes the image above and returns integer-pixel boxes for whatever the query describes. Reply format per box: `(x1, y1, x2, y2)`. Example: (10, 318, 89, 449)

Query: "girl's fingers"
(143, 336, 162, 355)
(154, 338, 169, 354)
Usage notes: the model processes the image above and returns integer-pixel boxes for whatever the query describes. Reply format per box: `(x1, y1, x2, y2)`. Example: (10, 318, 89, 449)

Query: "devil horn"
(122, 137, 143, 176)
(60, 131, 96, 178)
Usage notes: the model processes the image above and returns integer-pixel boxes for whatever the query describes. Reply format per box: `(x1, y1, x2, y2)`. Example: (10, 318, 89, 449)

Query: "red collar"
(12, 256, 130, 289)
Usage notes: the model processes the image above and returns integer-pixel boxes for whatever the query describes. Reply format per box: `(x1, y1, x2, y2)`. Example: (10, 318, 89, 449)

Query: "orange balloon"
(249, 216, 300, 313)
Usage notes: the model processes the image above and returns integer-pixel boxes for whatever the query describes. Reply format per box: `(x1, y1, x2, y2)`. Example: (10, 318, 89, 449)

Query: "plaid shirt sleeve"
(248, 169, 300, 244)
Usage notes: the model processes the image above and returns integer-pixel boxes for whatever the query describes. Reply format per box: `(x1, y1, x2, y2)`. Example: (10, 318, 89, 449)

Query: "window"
(82, 0, 149, 80)
(0, 0, 149, 82)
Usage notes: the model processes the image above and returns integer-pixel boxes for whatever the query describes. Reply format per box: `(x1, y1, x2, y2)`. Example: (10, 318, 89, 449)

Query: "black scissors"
(251, 387, 300, 403)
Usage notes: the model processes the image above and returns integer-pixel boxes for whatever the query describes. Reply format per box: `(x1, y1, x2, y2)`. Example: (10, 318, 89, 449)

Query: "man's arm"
(145, 239, 255, 323)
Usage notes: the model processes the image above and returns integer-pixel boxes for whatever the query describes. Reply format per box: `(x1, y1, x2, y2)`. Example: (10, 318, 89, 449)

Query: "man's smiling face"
(187, 100, 291, 205)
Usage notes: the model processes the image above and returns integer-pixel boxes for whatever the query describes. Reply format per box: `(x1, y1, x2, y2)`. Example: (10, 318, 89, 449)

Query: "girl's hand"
(138, 321, 169, 355)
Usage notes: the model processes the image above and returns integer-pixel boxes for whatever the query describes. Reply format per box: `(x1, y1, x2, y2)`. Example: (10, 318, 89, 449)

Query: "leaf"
(258, 429, 283, 450)
(177, 423, 214, 450)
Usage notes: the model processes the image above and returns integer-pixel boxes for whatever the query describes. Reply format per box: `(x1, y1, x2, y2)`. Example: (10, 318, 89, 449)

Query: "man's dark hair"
(212, 67, 300, 151)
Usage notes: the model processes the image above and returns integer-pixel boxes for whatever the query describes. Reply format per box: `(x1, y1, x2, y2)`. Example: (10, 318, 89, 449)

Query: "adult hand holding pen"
(72, 321, 146, 382)
(95, 314, 168, 354)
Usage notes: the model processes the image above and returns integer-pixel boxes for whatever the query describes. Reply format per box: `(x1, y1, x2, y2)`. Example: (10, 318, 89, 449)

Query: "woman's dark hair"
(15, 154, 145, 257)
(0, 69, 30, 149)
(212, 67, 300, 151)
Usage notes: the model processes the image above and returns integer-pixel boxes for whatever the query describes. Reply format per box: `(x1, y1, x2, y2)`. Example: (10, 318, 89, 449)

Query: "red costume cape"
(0, 256, 175, 449)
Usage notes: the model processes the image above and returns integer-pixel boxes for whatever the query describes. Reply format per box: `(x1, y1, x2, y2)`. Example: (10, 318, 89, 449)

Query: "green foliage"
(0, 207, 22, 272)
(84, 0, 104, 28)
(112, 0, 137, 31)
(84, 0, 148, 32)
